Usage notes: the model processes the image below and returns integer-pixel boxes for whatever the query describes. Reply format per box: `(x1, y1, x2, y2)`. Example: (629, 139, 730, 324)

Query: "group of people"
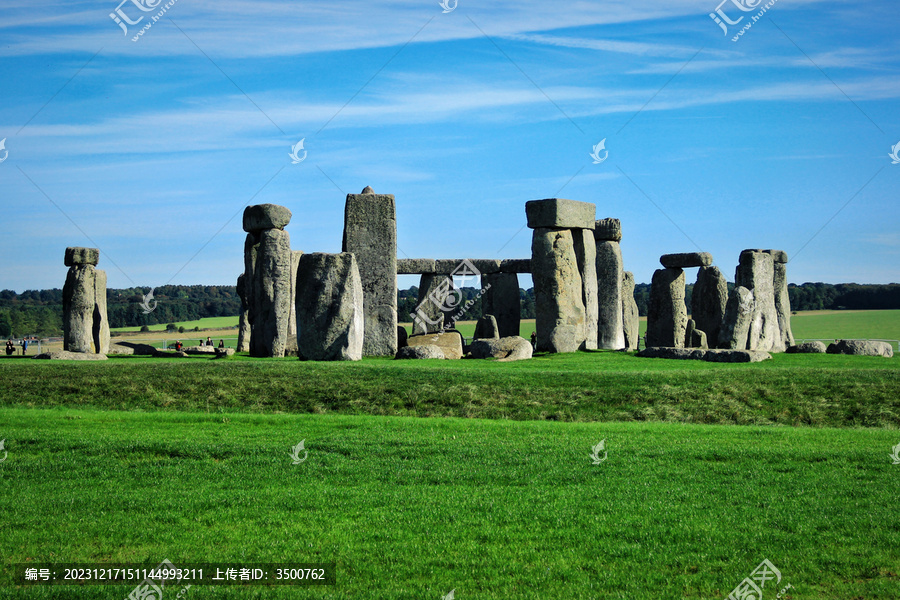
(5, 339, 28, 356)
(198, 337, 225, 348)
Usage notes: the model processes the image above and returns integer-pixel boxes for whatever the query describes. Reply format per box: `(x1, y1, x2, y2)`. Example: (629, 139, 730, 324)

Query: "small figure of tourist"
(5, 340, 14, 356)
(218, 339, 224, 349)
(530, 331, 537, 349)
(206, 336, 212, 347)
(199, 339, 204, 347)
(175, 341, 183, 351)
(20, 338, 28, 355)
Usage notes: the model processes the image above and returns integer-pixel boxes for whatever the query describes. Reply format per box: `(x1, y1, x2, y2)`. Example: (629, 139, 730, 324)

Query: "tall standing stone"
(767, 250, 794, 349)
(718, 286, 755, 350)
(526, 198, 596, 353)
(691, 266, 728, 347)
(412, 274, 450, 335)
(236, 273, 250, 352)
(481, 273, 521, 338)
(342, 186, 398, 356)
(736, 250, 782, 352)
(646, 268, 687, 348)
(62, 247, 108, 354)
(574, 229, 598, 350)
(243, 204, 294, 358)
(288, 251, 303, 337)
(294, 252, 364, 361)
(622, 271, 640, 351)
(594, 218, 625, 350)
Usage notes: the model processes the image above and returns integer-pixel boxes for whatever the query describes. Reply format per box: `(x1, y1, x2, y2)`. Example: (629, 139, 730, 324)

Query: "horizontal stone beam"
(396, 258, 531, 275)
(525, 198, 596, 230)
(660, 252, 713, 269)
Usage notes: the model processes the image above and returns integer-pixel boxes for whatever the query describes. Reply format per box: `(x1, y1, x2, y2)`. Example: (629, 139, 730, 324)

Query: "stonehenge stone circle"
(691, 266, 728, 347)
(646, 268, 687, 348)
(62, 247, 109, 354)
(342, 186, 398, 356)
(718, 286, 755, 350)
(622, 271, 640, 350)
(595, 218, 625, 350)
(294, 252, 364, 361)
(481, 273, 521, 338)
(659, 252, 713, 269)
(736, 250, 782, 352)
(474, 314, 500, 340)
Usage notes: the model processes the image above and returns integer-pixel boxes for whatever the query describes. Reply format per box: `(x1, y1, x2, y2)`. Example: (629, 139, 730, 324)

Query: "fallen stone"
(646, 268, 687, 348)
(691, 266, 728, 347)
(660, 252, 713, 269)
(33, 351, 108, 361)
(474, 314, 500, 339)
(636, 347, 772, 363)
(295, 252, 365, 361)
(182, 346, 217, 354)
(532, 228, 586, 353)
(242, 203, 292, 232)
(64, 247, 100, 267)
(826, 339, 894, 358)
(525, 198, 596, 230)
(215, 348, 236, 358)
(596, 240, 624, 349)
(786, 341, 827, 353)
(397, 258, 436, 274)
(407, 330, 464, 359)
(468, 336, 533, 361)
(622, 272, 640, 351)
(153, 350, 189, 358)
(482, 273, 521, 337)
(718, 286, 755, 350)
(109, 342, 157, 355)
(396, 345, 445, 359)
(593, 218, 622, 242)
(637, 347, 706, 360)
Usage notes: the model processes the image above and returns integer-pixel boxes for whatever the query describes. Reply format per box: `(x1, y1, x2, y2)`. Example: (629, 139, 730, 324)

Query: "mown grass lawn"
(1, 410, 898, 599)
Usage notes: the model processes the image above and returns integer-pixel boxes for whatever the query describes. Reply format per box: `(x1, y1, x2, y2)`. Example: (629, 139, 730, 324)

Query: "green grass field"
(111, 316, 240, 333)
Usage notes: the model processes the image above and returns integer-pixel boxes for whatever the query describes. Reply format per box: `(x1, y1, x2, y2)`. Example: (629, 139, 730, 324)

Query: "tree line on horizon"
(1, 282, 898, 338)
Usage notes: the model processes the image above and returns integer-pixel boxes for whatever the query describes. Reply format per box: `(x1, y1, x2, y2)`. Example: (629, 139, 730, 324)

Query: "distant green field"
(112, 316, 239, 333)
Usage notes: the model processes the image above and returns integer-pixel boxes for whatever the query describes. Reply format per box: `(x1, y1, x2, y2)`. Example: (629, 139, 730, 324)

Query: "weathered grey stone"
(574, 229, 598, 350)
(786, 341, 827, 354)
(407, 330, 464, 359)
(499, 259, 531, 274)
(474, 314, 500, 340)
(242, 204, 292, 233)
(691, 266, 728, 347)
(397, 326, 408, 348)
(284, 335, 299, 358)
(397, 259, 436, 274)
(214, 348, 236, 358)
(236, 273, 250, 352)
(288, 251, 303, 337)
(64, 247, 99, 267)
(481, 273, 521, 337)
(396, 345, 445, 360)
(826, 339, 894, 358)
(646, 268, 687, 348)
(431, 259, 500, 275)
(294, 252, 364, 361)
(109, 342, 157, 355)
(92, 270, 110, 354)
(468, 336, 533, 361)
(622, 272, 640, 351)
(692, 328, 708, 350)
(596, 240, 625, 350)
(532, 228, 586, 353)
(742, 249, 788, 264)
(525, 198, 596, 230)
(685, 319, 701, 348)
(342, 190, 398, 356)
(718, 286, 755, 350)
(736, 251, 782, 352)
(637, 347, 706, 360)
(660, 252, 713, 269)
(250, 228, 293, 358)
(183, 345, 216, 354)
(63, 264, 96, 353)
(153, 350, 189, 358)
(593, 218, 622, 242)
(33, 351, 108, 361)
(636, 347, 771, 363)
(413, 274, 452, 335)
(772, 260, 794, 348)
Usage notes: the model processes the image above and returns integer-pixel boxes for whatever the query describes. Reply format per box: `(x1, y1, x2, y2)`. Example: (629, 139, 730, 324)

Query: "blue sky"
(1, 0, 898, 293)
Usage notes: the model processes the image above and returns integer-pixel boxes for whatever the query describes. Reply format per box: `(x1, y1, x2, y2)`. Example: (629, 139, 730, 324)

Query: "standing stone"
(718, 286, 755, 350)
(397, 326, 409, 348)
(288, 251, 303, 337)
(92, 270, 110, 354)
(646, 268, 687, 348)
(736, 251, 782, 352)
(236, 273, 250, 352)
(574, 229, 598, 350)
(595, 236, 625, 350)
(481, 273, 521, 337)
(767, 251, 795, 348)
(250, 228, 293, 358)
(691, 266, 728, 347)
(294, 253, 364, 361)
(622, 272, 640, 351)
(531, 228, 586, 353)
(684, 319, 708, 350)
(413, 274, 451, 335)
(474, 314, 500, 340)
(63, 264, 95, 353)
(342, 187, 398, 356)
